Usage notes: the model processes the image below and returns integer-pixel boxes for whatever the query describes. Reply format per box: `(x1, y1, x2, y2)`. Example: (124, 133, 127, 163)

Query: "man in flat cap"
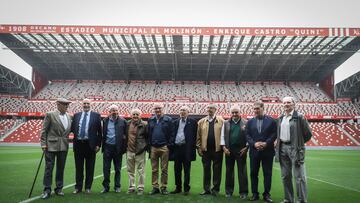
(40, 98, 72, 199)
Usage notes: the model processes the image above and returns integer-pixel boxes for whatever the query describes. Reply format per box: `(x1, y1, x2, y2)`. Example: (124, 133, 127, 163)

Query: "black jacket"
(169, 117, 198, 161)
(102, 116, 128, 154)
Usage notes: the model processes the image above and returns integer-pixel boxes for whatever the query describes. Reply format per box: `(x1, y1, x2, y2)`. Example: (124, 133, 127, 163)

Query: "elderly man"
(148, 103, 174, 195)
(126, 108, 148, 195)
(197, 104, 224, 196)
(221, 105, 248, 199)
(40, 98, 72, 199)
(246, 101, 277, 203)
(71, 99, 102, 194)
(101, 104, 127, 193)
(275, 97, 312, 203)
(169, 106, 197, 195)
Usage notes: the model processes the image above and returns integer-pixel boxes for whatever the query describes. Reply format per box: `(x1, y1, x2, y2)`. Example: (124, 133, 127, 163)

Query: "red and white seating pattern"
(34, 82, 74, 99)
(3, 119, 43, 143)
(97, 83, 127, 100)
(123, 83, 156, 100)
(67, 82, 102, 100)
(341, 123, 360, 143)
(0, 98, 26, 112)
(290, 82, 331, 102)
(238, 84, 267, 102)
(209, 83, 240, 102)
(183, 83, 209, 101)
(264, 83, 296, 102)
(310, 122, 357, 146)
(155, 83, 182, 101)
(0, 119, 19, 137)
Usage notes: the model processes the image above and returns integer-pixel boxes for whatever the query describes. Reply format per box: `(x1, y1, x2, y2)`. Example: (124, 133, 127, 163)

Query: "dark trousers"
(225, 150, 248, 195)
(74, 140, 96, 191)
(43, 151, 68, 192)
(174, 145, 191, 192)
(249, 152, 274, 197)
(201, 149, 223, 192)
(102, 144, 122, 190)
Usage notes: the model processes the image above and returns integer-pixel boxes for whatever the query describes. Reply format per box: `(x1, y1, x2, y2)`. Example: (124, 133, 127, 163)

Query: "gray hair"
(230, 105, 240, 113)
(207, 103, 217, 109)
(130, 108, 142, 115)
(282, 96, 296, 105)
(108, 104, 119, 111)
(180, 105, 190, 112)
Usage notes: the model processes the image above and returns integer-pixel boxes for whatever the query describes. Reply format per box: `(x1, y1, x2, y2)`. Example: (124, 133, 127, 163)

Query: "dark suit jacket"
(102, 116, 128, 154)
(169, 117, 198, 161)
(71, 111, 102, 151)
(246, 115, 277, 157)
(147, 115, 175, 147)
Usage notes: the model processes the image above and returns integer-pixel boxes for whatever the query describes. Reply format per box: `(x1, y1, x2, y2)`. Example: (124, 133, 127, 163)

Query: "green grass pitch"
(0, 147, 359, 203)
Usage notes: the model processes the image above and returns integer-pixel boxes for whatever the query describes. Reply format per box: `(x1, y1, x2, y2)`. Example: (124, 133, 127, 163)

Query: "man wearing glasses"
(125, 108, 148, 195)
(220, 105, 249, 199)
(40, 98, 72, 199)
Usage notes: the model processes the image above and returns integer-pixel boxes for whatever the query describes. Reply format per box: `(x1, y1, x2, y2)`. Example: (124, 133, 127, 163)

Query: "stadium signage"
(1, 24, 360, 37)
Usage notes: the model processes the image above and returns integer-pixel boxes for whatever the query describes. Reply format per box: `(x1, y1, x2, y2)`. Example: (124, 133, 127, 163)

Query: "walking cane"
(28, 150, 45, 198)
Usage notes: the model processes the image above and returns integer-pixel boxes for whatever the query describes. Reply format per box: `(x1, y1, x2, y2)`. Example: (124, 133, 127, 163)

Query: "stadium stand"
(3, 119, 43, 143)
(310, 122, 357, 146)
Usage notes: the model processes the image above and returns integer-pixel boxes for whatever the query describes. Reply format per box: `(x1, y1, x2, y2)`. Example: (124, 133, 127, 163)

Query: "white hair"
(130, 108, 142, 115)
(108, 104, 119, 111)
(82, 98, 91, 103)
(180, 105, 190, 112)
(153, 103, 164, 109)
(282, 96, 296, 105)
(230, 105, 240, 113)
(207, 103, 217, 109)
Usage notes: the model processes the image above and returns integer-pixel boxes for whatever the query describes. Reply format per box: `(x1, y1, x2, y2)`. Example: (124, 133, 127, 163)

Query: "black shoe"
(55, 190, 64, 196)
(183, 191, 189, 196)
(149, 188, 160, 195)
(101, 188, 109, 193)
(41, 192, 50, 199)
(264, 195, 273, 203)
(170, 189, 182, 194)
(200, 190, 211, 195)
(161, 188, 169, 195)
(249, 195, 259, 201)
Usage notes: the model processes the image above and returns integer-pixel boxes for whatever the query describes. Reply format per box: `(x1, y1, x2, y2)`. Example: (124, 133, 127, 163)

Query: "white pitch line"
(19, 164, 128, 203)
(273, 167, 360, 193)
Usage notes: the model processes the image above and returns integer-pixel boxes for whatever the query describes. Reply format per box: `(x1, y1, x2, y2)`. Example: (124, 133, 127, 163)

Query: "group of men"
(40, 96, 312, 203)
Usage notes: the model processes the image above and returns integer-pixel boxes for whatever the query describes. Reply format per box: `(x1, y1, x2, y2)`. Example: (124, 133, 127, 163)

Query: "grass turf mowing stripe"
(273, 167, 360, 193)
(19, 161, 131, 203)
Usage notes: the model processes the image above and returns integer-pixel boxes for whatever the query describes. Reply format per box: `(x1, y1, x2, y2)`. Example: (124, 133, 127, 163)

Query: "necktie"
(257, 118, 262, 133)
(80, 112, 88, 139)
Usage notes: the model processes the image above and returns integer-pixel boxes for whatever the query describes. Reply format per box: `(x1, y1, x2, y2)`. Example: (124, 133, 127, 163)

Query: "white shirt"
(58, 111, 69, 129)
(280, 110, 294, 142)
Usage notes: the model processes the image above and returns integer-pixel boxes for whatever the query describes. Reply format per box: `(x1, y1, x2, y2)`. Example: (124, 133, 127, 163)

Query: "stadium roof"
(335, 71, 360, 99)
(0, 64, 32, 95)
(1, 25, 360, 82)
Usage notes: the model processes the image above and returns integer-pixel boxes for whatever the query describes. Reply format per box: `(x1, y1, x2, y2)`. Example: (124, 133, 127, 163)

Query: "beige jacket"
(40, 111, 72, 152)
(196, 116, 224, 152)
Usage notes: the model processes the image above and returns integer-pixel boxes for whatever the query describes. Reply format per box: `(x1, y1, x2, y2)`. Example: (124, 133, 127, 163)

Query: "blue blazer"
(71, 111, 102, 151)
(246, 115, 277, 156)
(169, 117, 198, 161)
